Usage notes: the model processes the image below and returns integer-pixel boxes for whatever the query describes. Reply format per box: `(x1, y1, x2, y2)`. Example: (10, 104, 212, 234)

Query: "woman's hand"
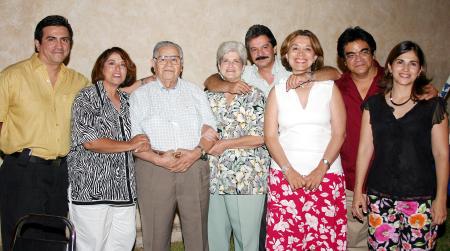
(304, 164, 327, 190)
(284, 167, 305, 190)
(130, 134, 150, 152)
(431, 197, 447, 225)
(351, 192, 367, 221)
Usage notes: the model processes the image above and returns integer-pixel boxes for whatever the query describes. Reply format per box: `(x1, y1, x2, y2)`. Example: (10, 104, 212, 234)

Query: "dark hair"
(34, 15, 73, 43)
(91, 47, 137, 88)
(245, 24, 277, 50)
(337, 26, 376, 59)
(380, 41, 430, 99)
(280, 30, 324, 72)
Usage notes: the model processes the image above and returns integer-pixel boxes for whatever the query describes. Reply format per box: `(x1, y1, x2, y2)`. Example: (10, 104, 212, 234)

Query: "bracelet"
(321, 158, 331, 169)
(280, 163, 291, 176)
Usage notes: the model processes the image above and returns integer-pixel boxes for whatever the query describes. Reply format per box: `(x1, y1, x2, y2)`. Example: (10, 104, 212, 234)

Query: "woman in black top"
(352, 41, 448, 250)
(68, 47, 150, 251)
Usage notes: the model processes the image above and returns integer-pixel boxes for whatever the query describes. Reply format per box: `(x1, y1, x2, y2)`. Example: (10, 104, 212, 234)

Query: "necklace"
(389, 91, 411, 106)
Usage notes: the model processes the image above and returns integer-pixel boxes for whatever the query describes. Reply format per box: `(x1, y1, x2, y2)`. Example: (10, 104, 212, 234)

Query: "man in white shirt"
(204, 24, 340, 96)
(130, 41, 217, 251)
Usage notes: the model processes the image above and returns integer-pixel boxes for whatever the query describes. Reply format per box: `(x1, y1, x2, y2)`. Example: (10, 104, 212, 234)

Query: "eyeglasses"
(344, 48, 372, 60)
(220, 59, 243, 66)
(154, 55, 182, 65)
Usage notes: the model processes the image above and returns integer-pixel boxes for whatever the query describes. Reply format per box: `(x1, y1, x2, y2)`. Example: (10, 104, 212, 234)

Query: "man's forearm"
(204, 73, 229, 93)
(313, 66, 341, 81)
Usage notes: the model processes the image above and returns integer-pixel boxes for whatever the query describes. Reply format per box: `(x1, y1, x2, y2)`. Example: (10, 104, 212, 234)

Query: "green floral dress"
(206, 87, 270, 195)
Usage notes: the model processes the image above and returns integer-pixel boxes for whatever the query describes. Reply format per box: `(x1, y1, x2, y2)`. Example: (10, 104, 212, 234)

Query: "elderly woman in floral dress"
(206, 41, 270, 251)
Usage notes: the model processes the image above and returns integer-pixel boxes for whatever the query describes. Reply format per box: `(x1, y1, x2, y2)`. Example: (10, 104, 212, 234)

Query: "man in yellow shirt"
(0, 15, 89, 249)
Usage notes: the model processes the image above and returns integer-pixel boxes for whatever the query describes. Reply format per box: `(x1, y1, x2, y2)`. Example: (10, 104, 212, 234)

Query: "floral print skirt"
(367, 195, 438, 250)
(266, 169, 347, 251)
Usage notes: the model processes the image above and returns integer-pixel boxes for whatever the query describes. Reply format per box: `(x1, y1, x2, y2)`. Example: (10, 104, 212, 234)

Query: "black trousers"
(0, 155, 68, 250)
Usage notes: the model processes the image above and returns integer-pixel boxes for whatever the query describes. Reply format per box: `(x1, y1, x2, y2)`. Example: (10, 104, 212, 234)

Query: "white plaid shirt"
(130, 78, 216, 151)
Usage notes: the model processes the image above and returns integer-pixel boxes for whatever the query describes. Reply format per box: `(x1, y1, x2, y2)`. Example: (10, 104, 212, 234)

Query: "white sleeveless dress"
(272, 80, 343, 175)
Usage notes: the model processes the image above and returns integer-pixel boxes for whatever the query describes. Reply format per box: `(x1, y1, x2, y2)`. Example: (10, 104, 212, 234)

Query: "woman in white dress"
(264, 30, 347, 250)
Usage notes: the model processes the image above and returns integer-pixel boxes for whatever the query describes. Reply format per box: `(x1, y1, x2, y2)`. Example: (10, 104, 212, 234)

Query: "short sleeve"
(192, 86, 217, 130)
(71, 90, 102, 147)
(431, 97, 448, 125)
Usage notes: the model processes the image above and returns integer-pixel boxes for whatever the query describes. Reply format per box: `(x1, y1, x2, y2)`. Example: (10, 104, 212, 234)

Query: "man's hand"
(154, 150, 182, 170)
(129, 134, 151, 153)
(200, 125, 219, 152)
(284, 167, 306, 190)
(286, 72, 313, 91)
(227, 80, 252, 94)
(201, 125, 219, 141)
(418, 83, 438, 100)
(169, 148, 201, 173)
(352, 192, 368, 221)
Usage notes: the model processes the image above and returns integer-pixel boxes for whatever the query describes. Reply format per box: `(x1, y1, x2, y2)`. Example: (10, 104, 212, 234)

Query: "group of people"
(0, 14, 448, 251)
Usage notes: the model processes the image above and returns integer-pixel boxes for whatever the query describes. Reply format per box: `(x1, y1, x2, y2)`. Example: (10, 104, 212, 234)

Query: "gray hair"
(216, 41, 247, 67)
(152, 41, 184, 64)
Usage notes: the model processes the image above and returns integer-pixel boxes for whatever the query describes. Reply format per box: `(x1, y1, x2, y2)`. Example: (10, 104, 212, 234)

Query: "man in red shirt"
(335, 27, 437, 250)
(335, 27, 383, 251)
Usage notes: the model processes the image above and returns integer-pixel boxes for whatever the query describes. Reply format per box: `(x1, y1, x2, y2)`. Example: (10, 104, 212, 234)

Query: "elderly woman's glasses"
(154, 55, 182, 65)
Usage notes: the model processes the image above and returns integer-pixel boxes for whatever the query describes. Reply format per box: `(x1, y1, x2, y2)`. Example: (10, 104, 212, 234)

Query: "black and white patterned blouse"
(68, 81, 136, 205)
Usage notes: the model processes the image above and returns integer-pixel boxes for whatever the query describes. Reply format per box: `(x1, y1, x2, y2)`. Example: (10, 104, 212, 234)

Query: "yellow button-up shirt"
(0, 53, 89, 159)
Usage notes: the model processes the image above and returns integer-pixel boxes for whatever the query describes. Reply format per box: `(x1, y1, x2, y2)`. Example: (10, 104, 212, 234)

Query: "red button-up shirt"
(335, 62, 384, 191)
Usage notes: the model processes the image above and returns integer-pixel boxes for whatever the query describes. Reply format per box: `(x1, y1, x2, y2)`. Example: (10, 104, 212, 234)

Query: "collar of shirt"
(337, 61, 384, 103)
(96, 81, 129, 116)
(30, 53, 67, 74)
(243, 56, 290, 96)
(156, 78, 180, 92)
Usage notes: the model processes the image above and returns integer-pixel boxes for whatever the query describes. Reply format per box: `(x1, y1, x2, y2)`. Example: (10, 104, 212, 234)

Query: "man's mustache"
(255, 56, 269, 61)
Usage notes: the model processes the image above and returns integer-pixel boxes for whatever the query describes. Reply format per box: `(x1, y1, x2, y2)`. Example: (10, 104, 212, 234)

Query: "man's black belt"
(8, 152, 65, 166)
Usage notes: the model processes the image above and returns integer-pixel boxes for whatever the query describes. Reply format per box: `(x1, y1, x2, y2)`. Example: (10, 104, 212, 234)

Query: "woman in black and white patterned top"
(68, 47, 150, 251)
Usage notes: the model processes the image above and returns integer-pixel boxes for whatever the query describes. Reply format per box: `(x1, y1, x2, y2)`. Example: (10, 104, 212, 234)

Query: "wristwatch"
(196, 145, 208, 161)
(321, 158, 331, 169)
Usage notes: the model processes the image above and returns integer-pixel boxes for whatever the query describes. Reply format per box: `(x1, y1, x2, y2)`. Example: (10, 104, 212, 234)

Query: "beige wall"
(1, 0, 450, 91)
(0, 0, 449, 247)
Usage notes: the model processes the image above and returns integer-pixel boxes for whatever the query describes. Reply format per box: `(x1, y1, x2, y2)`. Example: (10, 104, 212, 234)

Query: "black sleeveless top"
(363, 94, 447, 200)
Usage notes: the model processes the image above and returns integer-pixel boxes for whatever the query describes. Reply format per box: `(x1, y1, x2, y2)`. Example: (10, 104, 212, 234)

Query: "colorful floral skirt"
(266, 169, 347, 251)
(367, 194, 438, 250)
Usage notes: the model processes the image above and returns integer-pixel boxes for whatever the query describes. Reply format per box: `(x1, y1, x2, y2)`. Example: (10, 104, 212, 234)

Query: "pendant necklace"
(389, 91, 411, 106)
